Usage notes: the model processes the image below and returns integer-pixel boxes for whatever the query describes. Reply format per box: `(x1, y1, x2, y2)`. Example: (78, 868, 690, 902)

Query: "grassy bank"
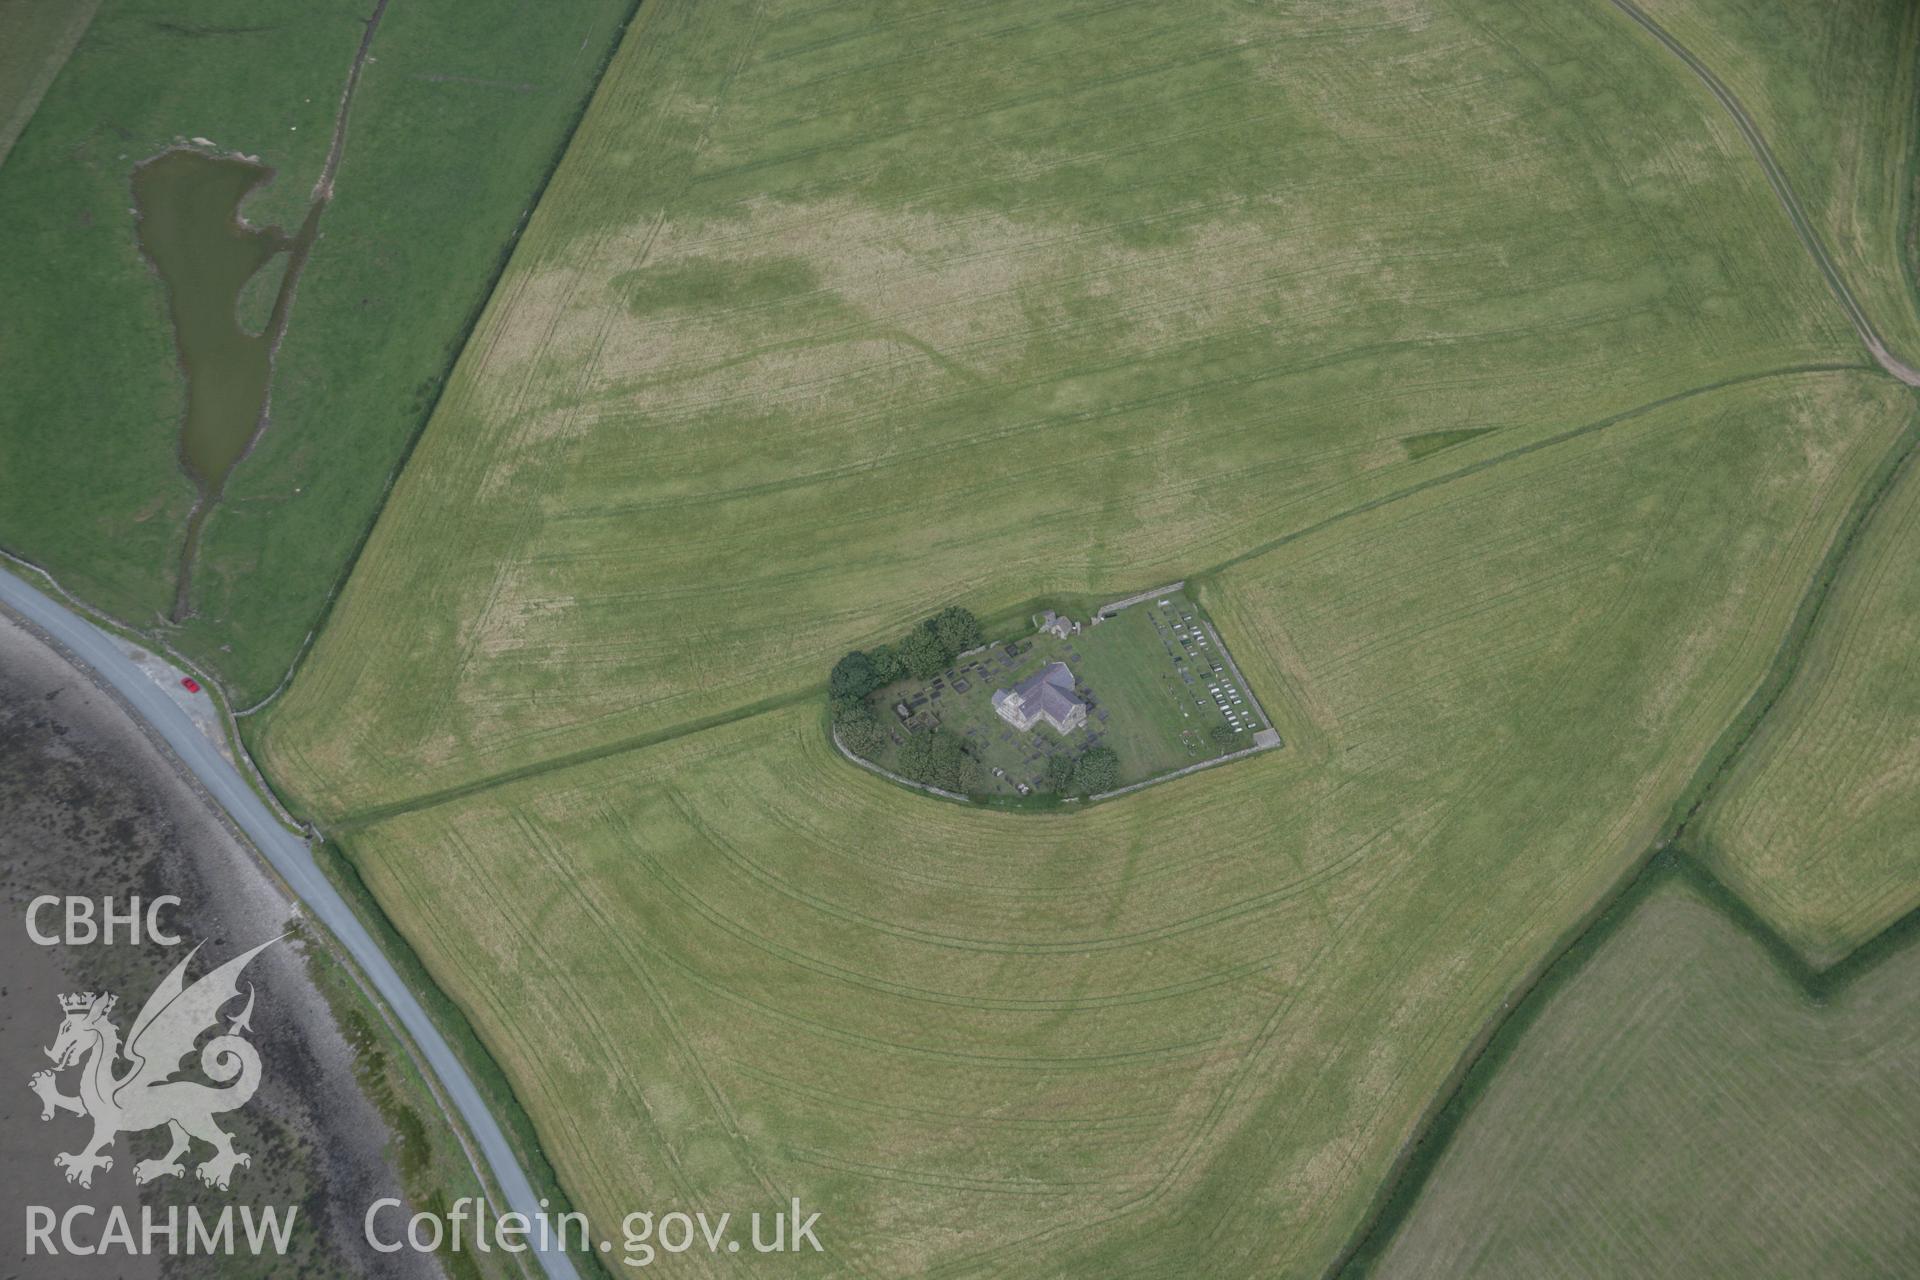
(1690, 414, 1920, 965)
(313, 837, 608, 1275)
(296, 918, 529, 1280)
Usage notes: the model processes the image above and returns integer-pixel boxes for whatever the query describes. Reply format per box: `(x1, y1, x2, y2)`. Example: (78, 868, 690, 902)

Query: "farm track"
(921, 403, 1879, 1270)
(1201, 361, 1872, 578)
(328, 360, 1866, 834)
(169, 0, 393, 621)
(1603, 0, 1920, 385)
(1335, 9, 1920, 1262)
(319, 0, 1920, 920)
(308, 0, 1920, 831)
(331, 683, 819, 830)
(271, 0, 1888, 814)
(212, 1, 1920, 1273)
(322, 367, 1920, 1275)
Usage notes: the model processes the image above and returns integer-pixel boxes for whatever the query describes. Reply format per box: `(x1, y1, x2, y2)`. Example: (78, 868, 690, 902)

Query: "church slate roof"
(995, 661, 1085, 731)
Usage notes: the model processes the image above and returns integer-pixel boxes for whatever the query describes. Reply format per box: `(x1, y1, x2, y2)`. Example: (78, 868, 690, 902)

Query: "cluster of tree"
(896, 727, 981, 793)
(829, 605, 988, 768)
(829, 605, 986, 704)
(826, 604, 1122, 800)
(1041, 745, 1120, 797)
(832, 698, 887, 756)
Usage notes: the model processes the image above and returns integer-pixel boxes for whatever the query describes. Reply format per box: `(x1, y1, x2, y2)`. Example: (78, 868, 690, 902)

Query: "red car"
(180, 677, 201, 694)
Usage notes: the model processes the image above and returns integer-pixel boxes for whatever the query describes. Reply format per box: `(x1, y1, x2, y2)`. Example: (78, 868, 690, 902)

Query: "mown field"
(236, 0, 1920, 1274)
(1630, 0, 1920, 366)
(257, 0, 1864, 820)
(335, 371, 1912, 1274)
(0, 0, 635, 702)
(1365, 874, 1920, 1278)
(1691, 441, 1920, 968)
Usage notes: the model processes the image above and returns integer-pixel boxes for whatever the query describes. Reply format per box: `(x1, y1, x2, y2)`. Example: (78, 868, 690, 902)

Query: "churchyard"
(865, 588, 1279, 799)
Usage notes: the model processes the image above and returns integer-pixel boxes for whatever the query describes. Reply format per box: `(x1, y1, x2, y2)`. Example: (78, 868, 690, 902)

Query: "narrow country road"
(0, 569, 581, 1280)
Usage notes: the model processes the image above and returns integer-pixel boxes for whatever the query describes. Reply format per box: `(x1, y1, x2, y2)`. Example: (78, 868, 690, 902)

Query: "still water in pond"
(132, 148, 314, 617)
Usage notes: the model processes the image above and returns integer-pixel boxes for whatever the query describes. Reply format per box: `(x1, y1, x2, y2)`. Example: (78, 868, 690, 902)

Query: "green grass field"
(0, 0, 347, 628)
(1365, 874, 1920, 1278)
(0, 0, 99, 165)
(1, 0, 1894, 1274)
(256, 0, 1864, 821)
(864, 591, 1267, 797)
(0, 0, 634, 702)
(328, 370, 1912, 1274)
(1630, 0, 1920, 365)
(248, 0, 1920, 1272)
(1690, 444, 1920, 968)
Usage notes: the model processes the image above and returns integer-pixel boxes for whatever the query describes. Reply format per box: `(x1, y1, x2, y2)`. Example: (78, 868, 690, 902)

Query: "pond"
(132, 148, 318, 618)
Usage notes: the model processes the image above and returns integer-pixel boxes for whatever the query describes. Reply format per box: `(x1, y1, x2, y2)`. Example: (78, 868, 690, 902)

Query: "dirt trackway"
(1604, 0, 1920, 387)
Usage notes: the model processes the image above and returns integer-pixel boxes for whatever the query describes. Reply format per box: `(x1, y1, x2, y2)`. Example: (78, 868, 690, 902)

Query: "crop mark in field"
(729, 1061, 1169, 1132)
(1203, 362, 1871, 578)
(328, 363, 1864, 833)
(626, 928, 1238, 1070)
(647, 783, 1360, 959)
(915, 373, 1920, 1279)
(227, 0, 655, 719)
(509, 806, 798, 1219)
(550, 196, 1326, 425)
(1689, 448, 1920, 964)
(1664, 419, 1920, 855)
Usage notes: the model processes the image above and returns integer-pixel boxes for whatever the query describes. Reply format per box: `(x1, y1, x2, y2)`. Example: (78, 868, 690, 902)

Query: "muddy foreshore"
(0, 606, 446, 1279)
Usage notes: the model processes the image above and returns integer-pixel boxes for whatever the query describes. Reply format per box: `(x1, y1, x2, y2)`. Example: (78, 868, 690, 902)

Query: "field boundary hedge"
(1334, 407, 1920, 1276)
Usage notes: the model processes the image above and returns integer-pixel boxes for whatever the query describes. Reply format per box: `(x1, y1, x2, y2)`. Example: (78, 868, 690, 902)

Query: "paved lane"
(0, 568, 580, 1280)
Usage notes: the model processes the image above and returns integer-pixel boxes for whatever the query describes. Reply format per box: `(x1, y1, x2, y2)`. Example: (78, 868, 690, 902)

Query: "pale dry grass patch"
(260, 0, 1863, 818)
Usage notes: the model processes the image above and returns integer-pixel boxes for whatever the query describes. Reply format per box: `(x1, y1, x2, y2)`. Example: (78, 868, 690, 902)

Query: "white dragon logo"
(28, 937, 278, 1191)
